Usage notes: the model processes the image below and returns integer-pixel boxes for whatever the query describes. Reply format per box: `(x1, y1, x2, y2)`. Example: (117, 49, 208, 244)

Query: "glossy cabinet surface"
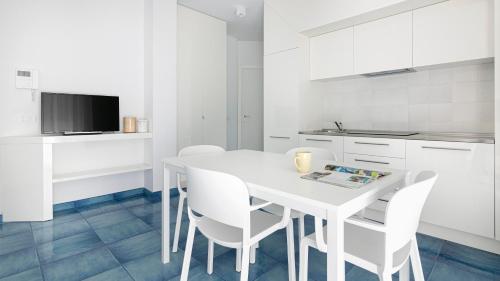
(344, 137, 406, 158)
(264, 49, 299, 153)
(343, 153, 405, 170)
(264, 3, 299, 55)
(298, 135, 344, 162)
(406, 140, 494, 238)
(354, 12, 412, 74)
(413, 0, 493, 67)
(310, 27, 354, 80)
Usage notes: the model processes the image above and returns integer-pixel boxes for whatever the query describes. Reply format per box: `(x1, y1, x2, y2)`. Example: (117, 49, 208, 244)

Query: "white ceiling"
(178, 0, 263, 41)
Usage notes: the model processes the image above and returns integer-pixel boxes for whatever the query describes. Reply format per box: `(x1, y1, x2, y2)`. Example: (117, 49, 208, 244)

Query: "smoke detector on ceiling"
(235, 5, 246, 18)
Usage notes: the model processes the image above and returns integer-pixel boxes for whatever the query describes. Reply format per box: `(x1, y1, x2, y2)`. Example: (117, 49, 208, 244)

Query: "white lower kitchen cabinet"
(406, 140, 494, 238)
(298, 135, 343, 161)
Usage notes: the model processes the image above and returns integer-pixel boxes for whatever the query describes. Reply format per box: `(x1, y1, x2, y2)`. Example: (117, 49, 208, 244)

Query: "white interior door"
(239, 67, 263, 150)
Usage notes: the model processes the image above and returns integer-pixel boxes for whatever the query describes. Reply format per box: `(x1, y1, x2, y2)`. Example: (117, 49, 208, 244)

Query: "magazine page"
(300, 165, 390, 189)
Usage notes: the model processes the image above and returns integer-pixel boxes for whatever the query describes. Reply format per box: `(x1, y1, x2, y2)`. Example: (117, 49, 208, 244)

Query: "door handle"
(354, 159, 390, 165)
(421, 146, 471, 152)
(243, 115, 251, 118)
(269, 136, 291, 140)
(354, 141, 389, 146)
(305, 138, 332, 142)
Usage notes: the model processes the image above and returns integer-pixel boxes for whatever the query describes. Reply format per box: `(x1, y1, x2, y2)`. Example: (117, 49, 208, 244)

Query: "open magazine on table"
(300, 164, 391, 189)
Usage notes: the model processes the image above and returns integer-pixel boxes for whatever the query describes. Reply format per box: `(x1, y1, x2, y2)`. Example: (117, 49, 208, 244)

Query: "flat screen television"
(41, 92, 119, 135)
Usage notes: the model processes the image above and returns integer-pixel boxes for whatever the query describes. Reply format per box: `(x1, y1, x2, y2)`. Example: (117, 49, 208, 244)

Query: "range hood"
(362, 68, 416, 78)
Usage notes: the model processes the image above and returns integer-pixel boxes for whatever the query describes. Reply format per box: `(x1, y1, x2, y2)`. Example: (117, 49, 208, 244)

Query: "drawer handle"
(269, 136, 291, 140)
(421, 146, 471, 152)
(305, 138, 332, 142)
(355, 159, 390, 165)
(354, 141, 389, 146)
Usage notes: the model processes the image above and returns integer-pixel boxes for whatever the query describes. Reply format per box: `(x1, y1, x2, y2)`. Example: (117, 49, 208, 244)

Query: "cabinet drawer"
(344, 153, 405, 170)
(344, 137, 405, 158)
(298, 135, 343, 161)
(264, 135, 298, 154)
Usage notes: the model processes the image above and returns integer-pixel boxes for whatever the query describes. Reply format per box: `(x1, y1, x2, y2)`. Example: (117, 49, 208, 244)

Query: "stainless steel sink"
(314, 129, 419, 137)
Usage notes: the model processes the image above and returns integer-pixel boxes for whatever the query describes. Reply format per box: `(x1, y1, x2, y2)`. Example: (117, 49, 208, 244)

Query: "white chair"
(259, 147, 337, 241)
(299, 171, 438, 281)
(180, 166, 296, 281)
(172, 145, 225, 253)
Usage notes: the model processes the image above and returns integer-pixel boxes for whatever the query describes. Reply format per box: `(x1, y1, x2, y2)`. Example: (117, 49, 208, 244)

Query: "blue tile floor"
(1, 193, 499, 281)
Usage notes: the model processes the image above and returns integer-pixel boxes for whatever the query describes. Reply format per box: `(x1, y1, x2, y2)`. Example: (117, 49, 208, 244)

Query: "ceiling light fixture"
(235, 5, 246, 18)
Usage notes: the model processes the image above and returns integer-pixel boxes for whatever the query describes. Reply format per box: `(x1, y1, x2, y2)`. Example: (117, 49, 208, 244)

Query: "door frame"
(238, 65, 264, 149)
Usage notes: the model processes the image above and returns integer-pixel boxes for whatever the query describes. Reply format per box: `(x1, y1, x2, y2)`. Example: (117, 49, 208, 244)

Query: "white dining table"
(161, 150, 407, 281)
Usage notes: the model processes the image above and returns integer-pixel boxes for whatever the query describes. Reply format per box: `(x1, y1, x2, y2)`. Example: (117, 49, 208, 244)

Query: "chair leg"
(236, 248, 242, 272)
(240, 246, 251, 281)
(180, 221, 196, 281)
(207, 239, 214, 274)
(172, 193, 186, 253)
(378, 272, 392, 281)
(410, 236, 425, 281)
(299, 239, 309, 281)
(250, 244, 256, 264)
(286, 219, 297, 281)
(298, 214, 305, 240)
(399, 258, 410, 281)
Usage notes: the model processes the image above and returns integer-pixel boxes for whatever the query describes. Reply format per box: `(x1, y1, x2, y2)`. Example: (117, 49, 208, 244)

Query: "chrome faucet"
(334, 121, 344, 132)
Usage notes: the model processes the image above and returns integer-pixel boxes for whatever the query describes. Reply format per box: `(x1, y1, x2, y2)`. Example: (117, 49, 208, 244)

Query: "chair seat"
(196, 210, 283, 247)
(305, 221, 411, 270)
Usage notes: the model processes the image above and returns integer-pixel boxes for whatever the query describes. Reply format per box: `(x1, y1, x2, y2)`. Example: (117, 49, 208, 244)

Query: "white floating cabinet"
(413, 0, 494, 67)
(406, 140, 495, 239)
(264, 3, 299, 55)
(310, 27, 354, 80)
(264, 48, 300, 153)
(354, 12, 412, 74)
(299, 135, 344, 162)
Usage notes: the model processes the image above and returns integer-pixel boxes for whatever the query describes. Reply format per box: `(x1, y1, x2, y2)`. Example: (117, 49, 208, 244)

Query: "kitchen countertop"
(299, 130, 495, 144)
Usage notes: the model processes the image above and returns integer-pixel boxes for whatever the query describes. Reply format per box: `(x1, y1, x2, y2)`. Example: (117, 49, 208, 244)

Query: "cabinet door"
(264, 49, 299, 154)
(264, 4, 299, 55)
(344, 153, 405, 170)
(413, 0, 493, 67)
(310, 27, 354, 80)
(406, 140, 494, 238)
(264, 135, 299, 154)
(354, 12, 412, 74)
(299, 135, 344, 161)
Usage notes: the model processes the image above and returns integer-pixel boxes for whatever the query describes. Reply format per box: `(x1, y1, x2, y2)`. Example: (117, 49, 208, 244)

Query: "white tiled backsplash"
(320, 63, 494, 133)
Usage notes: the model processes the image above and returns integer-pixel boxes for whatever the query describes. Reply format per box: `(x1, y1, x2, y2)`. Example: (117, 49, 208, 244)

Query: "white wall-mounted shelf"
(0, 132, 153, 144)
(53, 163, 152, 183)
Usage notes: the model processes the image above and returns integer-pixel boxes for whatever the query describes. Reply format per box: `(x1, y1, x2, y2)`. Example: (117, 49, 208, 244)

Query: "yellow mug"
(294, 151, 312, 173)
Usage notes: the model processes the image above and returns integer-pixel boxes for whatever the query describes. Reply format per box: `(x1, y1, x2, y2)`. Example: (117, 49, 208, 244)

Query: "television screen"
(41, 92, 119, 134)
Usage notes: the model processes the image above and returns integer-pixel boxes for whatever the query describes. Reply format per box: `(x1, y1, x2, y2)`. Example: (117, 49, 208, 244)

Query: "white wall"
(0, 0, 178, 209)
(317, 63, 495, 133)
(0, 0, 146, 137)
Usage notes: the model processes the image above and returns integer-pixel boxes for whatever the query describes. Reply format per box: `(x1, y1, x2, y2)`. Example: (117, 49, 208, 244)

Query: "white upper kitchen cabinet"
(310, 27, 354, 80)
(354, 12, 412, 74)
(264, 3, 299, 56)
(264, 48, 299, 153)
(413, 0, 494, 67)
(406, 140, 494, 239)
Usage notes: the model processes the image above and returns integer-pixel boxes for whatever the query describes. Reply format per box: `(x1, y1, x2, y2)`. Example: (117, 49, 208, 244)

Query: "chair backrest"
(185, 166, 250, 229)
(286, 147, 337, 161)
(384, 171, 437, 251)
(178, 145, 225, 157)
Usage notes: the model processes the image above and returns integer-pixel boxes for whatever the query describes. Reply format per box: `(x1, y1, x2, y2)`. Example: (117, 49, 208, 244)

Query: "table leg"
(327, 209, 344, 281)
(162, 165, 171, 263)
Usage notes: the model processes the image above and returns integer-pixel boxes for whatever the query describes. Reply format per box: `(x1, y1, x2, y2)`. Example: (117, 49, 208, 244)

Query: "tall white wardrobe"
(177, 5, 227, 151)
